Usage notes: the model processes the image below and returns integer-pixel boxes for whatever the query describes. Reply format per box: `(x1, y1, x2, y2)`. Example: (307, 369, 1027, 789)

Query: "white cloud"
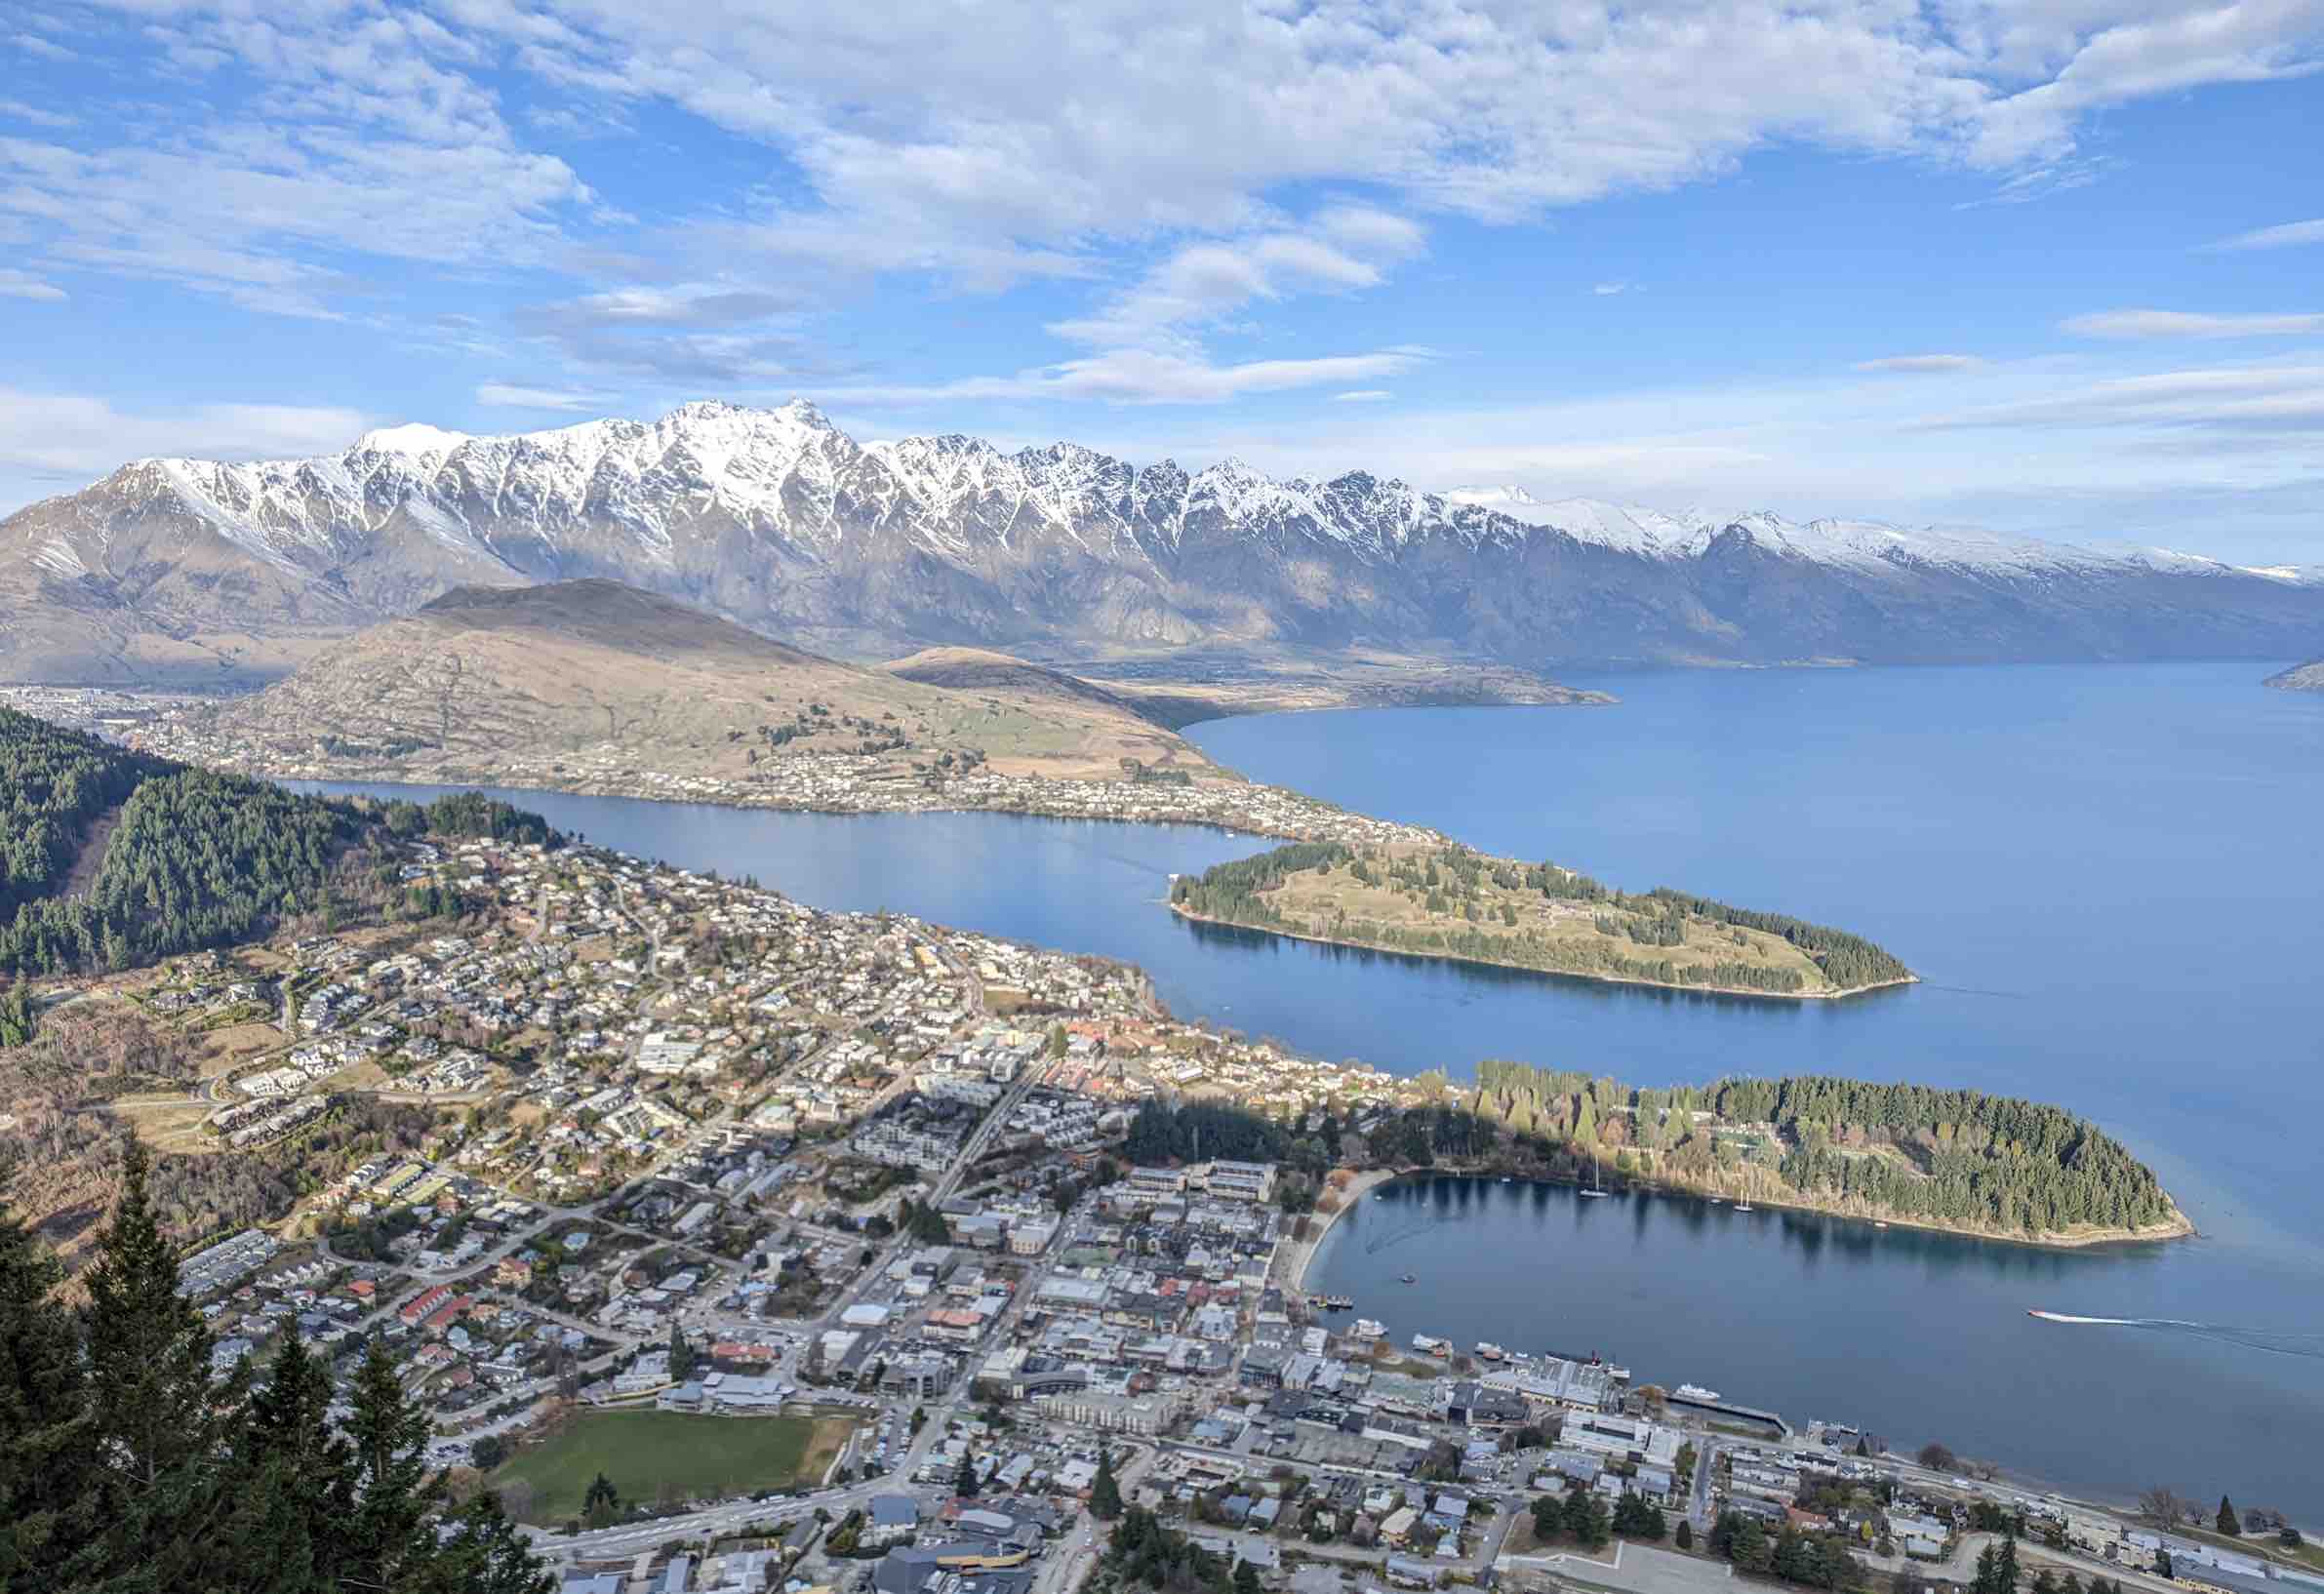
(2064, 309, 2324, 339)
(1917, 364, 2324, 432)
(1045, 208, 1424, 351)
(2204, 217, 2324, 252)
(828, 347, 1428, 407)
(1857, 353, 1985, 373)
(0, 388, 369, 487)
(1332, 389, 1393, 403)
(0, 98, 75, 129)
(1964, 3, 2324, 170)
(475, 382, 611, 411)
(0, 267, 63, 300)
(1592, 282, 1631, 297)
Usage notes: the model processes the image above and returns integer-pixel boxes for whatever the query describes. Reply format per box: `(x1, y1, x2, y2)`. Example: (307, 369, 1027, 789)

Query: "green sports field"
(488, 1410, 856, 1524)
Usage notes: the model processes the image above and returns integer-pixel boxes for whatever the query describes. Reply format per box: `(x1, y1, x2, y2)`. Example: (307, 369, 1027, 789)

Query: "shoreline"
(257, 760, 1449, 849)
(1274, 1168, 1400, 1295)
(1171, 902, 1920, 1004)
(1292, 1169, 2191, 1283)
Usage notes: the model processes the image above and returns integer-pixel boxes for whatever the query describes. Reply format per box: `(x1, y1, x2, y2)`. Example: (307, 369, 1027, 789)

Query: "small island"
(2263, 658, 2324, 693)
(1171, 840, 1914, 998)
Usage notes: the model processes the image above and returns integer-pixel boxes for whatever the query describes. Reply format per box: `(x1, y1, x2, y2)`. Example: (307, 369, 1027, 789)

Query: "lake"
(301, 659, 2324, 1512)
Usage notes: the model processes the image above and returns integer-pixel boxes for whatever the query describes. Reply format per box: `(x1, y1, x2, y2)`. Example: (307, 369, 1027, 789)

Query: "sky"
(2, 1, 2322, 563)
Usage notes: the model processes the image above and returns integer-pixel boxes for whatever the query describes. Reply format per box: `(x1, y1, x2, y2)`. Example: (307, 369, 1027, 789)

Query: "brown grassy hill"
(194, 578, 1220, 783)
(882, 647, 1177, 725)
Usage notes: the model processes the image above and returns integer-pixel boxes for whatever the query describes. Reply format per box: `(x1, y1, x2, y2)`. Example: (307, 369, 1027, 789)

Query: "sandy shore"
(1273, 1167, 1401, 1295)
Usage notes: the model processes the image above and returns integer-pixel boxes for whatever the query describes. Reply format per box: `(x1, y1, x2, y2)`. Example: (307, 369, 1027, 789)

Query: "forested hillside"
(0, 705, 174, 921)
(1170, 840, 1911, 997)
(0, 707, 562, 977)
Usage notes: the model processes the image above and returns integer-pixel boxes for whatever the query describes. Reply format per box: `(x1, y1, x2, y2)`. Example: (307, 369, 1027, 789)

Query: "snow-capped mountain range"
(4, 398, 2320, 683)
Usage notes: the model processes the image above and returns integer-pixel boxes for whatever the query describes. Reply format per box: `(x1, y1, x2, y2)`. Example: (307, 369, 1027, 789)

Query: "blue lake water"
(301, 659, 2324, 1512)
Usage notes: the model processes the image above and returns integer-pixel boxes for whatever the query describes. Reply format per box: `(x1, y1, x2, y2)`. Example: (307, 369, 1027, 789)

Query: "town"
(1, 683, 1444, 849)
(77, 821, 2313, 1594)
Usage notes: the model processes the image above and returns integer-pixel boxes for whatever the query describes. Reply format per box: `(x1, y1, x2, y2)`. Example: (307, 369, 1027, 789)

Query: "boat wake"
(2028, 1312, 2324, 1360)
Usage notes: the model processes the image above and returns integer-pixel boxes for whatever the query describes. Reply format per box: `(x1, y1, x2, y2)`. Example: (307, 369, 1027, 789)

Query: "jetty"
(1666, 1387, 1791, 1437)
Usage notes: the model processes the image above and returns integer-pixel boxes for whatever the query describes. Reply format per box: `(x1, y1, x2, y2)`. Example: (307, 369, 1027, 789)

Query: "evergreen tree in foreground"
(0, 1147, 556, 1592)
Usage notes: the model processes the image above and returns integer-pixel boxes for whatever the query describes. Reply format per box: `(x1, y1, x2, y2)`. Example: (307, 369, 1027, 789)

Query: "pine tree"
(343, 1334, 440, 1586)
(75, 1137, 245, 1585)
(1233, 1558, 1262, 1594)
(405, 1492, 557, 1594)
(0, 1161, 95, 1587)
(1998, 1532, 2022, 1594)
(205, 1331, 352, 1592)
(582, 1471, 621, 1526)
(956, 1452, 981, 1497)
(1091, 1445, 1125, 1520)
(1675, 1519, 1695, 1551)
(2217, 1496, 2240, 1535)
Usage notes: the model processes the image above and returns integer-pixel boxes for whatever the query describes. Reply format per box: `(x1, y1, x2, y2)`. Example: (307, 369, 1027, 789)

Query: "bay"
(297, 659, 2324, 1512)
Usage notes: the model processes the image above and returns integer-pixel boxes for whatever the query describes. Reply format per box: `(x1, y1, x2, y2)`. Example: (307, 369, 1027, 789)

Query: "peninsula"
(1284, 1064, 2192, 1253)
(2263, 658, 2324, 692)
(1170, 840, 1914, 998)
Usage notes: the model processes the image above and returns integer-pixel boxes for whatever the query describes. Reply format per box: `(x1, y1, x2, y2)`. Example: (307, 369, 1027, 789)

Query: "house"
(863, 1496, 920, 1546)
(1385, 1556, 1442, 1589)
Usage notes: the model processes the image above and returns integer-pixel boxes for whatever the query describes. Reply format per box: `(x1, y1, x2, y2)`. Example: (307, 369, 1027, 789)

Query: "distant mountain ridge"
(5, 398, 2322, 683)
(2264, 659, 2324, 693)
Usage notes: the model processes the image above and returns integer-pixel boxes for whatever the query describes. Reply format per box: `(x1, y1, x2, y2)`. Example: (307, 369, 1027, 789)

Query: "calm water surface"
(304, 660, 2324, 1511)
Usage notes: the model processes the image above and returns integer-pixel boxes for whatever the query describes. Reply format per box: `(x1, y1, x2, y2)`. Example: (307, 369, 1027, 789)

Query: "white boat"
(1475, 1341, 1505, 1361)
(1580, 1149, 1610, 1197)
(1674, 1382, 1722, 1402)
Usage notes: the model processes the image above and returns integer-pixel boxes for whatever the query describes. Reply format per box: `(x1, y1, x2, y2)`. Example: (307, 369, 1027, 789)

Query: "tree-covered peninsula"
(1452, 1064, 2183, 1242)
(1170, 839, 1911, 997)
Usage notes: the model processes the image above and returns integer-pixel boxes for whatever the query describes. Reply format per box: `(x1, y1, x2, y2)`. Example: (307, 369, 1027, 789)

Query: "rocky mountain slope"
(6, 399, 2322, 683)
(182, 578, 1218, 784)
(2263, 659, 2324, 692)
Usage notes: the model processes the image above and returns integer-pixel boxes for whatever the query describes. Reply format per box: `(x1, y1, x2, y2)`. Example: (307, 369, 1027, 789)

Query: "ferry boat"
(1317, 1295, 1354, 1312)
(1674, 1382, 1722, 1402)
(1475, 1341, 1506, 1361)
(1350, 1318, 1386, 1339)
(1413, 1334, 1450, 1356)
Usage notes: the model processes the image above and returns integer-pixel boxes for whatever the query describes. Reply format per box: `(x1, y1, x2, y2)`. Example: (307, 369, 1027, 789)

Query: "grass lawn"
(490, 1411, 855, 1524)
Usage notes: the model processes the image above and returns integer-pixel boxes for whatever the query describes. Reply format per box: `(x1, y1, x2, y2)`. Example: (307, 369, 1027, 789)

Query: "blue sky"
(3, 1, 2322, 562)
